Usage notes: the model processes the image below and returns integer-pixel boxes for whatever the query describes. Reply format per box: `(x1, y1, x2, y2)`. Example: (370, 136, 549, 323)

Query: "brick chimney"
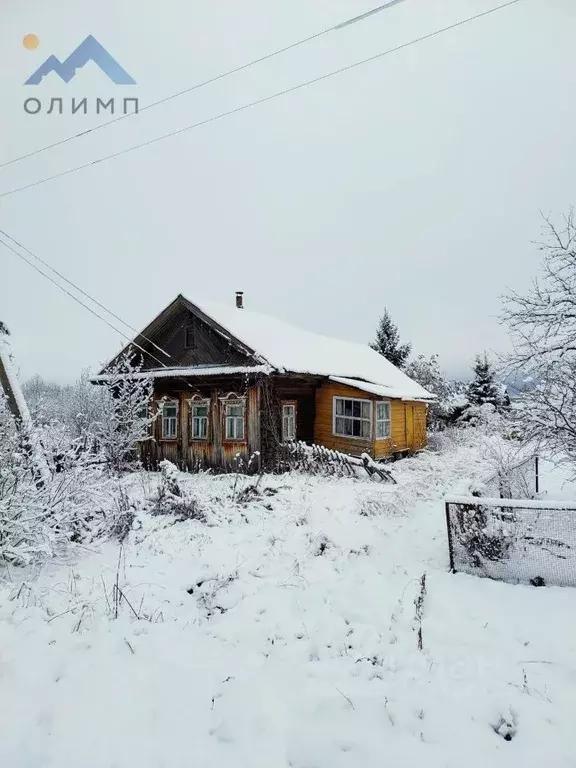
(235, 291, 244, 309)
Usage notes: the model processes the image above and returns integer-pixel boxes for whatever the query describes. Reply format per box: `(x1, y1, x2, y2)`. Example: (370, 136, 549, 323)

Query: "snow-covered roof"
(92, 364, 272, 382)
(329, 376, 434, 403)
(185, 297, 434, 401)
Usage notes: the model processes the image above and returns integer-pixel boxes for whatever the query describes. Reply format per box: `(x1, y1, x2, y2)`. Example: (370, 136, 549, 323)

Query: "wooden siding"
(135, 304, 253, 370)
(140, 375, 427, 471)
(314, 381, 373, 455)
(142, 377, 261, 471)
(315, 381, 428, 460)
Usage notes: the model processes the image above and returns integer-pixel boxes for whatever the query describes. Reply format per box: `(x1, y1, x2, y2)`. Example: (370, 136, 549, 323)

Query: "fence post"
(444, 501, 456, 573)
(535, 455, 540, 495)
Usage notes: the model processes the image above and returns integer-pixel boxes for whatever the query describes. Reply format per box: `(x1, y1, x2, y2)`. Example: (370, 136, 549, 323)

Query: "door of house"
(406, 405, 415, 449)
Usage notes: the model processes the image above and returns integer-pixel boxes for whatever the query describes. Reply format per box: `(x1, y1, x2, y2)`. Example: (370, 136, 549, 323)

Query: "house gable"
(99, 296, 262, 375)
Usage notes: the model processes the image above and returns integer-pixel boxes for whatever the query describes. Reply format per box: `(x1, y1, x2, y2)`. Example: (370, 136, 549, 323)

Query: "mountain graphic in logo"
(25, 35, 136, 85)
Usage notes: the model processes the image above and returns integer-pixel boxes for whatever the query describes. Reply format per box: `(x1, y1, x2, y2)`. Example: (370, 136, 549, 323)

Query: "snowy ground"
(1, 439, 576, 767)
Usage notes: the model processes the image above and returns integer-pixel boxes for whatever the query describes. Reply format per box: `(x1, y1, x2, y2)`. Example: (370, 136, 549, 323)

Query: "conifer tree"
(370, 309, 411, 369)
(467, 354, 503, 408)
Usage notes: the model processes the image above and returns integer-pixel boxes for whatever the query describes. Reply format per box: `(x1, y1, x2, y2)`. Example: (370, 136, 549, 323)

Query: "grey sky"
(1, 0, 575, 384)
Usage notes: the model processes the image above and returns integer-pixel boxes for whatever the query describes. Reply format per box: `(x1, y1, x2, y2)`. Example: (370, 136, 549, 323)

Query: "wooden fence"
(278, 441, 396, 483)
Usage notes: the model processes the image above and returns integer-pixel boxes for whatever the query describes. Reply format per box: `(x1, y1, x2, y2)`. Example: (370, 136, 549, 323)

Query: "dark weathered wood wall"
(135, 304, 253, 370)
(141, 375, 261, 471)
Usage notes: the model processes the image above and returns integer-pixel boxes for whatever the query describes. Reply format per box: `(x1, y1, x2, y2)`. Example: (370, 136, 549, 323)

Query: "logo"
(24, 34, 136, 85)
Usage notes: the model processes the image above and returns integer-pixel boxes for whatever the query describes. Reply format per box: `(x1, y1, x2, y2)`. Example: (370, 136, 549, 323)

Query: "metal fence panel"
(445, 496, 576, 588)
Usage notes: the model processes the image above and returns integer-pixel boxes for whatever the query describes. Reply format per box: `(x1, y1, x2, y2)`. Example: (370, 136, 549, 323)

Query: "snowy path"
(0, 463, 575, 767)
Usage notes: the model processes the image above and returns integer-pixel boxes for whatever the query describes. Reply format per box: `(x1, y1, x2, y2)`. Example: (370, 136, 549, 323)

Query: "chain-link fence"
(445, 496, 576, 587)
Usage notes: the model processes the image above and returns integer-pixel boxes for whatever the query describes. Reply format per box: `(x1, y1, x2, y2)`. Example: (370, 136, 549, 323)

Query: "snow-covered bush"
(0, 397, 106, 566)
(90, 352, 155, 472)
(150, 460, 206, 522)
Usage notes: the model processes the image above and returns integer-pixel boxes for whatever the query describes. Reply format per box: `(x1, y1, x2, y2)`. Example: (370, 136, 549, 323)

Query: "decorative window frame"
(375, 401, 391, 440)
(219, 392, 247, 443)
(332, 396, 372, 440)
(157, 398, 179, 440)
(281, 400, 297, 442)
(187, 394, 211, 442)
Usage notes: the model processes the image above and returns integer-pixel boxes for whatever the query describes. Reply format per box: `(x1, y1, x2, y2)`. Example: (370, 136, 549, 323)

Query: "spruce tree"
(370, 309, 411, 369)
(467, 354, 503, 408)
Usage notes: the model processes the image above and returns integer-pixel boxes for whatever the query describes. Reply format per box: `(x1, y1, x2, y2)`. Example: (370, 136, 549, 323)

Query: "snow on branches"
(502, 211, 576, 467)
(91, 351, 155, 472)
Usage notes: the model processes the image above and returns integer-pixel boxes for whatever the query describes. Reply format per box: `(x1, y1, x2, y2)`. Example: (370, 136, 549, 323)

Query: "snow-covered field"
(1, 438, 576, 768)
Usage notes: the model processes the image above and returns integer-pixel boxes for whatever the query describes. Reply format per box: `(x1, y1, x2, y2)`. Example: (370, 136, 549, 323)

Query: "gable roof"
(98, 294, 434, 401)
(185, 297, 434, 401)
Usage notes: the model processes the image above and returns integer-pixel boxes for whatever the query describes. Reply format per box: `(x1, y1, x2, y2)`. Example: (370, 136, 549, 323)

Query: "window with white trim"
(189, 398, 210, 440)
(161, 401, 178, 439)
(375, 401, 391, 439)
(333, 397, 371, 438)
(225, 401, 245, 440)
(282, 402, 296, 441)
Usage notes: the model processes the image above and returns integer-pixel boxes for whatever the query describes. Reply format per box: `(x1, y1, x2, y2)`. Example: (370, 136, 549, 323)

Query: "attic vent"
(235, 291, 244, 309)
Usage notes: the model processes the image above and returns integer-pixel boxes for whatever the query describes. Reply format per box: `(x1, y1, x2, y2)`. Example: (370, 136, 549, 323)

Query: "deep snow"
(0, 439, 575, 768)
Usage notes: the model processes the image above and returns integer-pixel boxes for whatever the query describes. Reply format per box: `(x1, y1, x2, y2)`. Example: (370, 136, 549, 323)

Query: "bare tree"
(502, 210, 576, 465)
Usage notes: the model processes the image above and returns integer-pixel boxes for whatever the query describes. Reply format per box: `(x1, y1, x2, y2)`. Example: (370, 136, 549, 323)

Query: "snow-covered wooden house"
(94, 294, 434, 471)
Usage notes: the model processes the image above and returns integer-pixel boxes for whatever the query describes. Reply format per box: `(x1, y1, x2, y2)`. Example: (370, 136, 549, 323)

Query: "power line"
(0, 230, 259, 390)
(0, 234, 170, 370)
(0, 0, 407, 171)
(0, 225, 170, 360)
(0, 0, 523, 199)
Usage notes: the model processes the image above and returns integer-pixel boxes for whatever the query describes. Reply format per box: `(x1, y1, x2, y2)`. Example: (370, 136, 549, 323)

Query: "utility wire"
(0, 0, 523, 199)
(0, 0, 407, 170)
(0, 230, 263, 390)
(0, 225, 170, 360)
(0, 234, 171, 370)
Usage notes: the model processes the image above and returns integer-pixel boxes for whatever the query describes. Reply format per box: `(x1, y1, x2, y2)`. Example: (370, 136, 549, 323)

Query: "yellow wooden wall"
(315, 381, 428, 460)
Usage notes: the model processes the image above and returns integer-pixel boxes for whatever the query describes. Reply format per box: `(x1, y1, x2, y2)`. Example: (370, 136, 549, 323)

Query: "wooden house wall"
(142, 377, 261, 471)
(314, 381, 373, 456)
(139, 375, 428, 471)
(315, 381, 428, 459)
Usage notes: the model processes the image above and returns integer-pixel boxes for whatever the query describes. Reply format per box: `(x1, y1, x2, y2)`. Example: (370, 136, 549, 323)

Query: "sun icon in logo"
(23, 34, 40, 50)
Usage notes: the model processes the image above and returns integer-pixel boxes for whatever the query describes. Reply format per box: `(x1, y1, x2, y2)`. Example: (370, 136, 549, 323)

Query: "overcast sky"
(1, 0, 575, 383)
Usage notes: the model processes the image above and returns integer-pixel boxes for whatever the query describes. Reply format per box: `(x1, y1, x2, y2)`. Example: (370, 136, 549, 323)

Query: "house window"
(375, 401, 391, 439)
(225, 401, 245, 440)
(282, 402, 296, 442)
(333, 397, 371, 439)
(184, 325, 196, 349)
(190, 399, 210, 440)
(161, 402, 178, 439)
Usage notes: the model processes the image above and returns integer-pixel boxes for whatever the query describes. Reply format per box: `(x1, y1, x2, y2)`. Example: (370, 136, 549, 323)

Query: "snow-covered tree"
(370, 309, 411, 369)
(502, 210, 576, 465)
(91, 352, 154, 472)
(467, 355, 503, 409)
(404, 354, 453, 430)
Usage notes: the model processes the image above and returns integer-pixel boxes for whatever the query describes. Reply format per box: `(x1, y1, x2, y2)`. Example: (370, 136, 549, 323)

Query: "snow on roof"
(329, 377, 435, 403)
(187, 297, 434, 401)
(91, 364, 272, 382)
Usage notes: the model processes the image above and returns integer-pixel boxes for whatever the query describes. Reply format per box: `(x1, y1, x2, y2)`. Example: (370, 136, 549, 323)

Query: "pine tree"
(467, 354, 503, 408)
(370, 309, 411, 369)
